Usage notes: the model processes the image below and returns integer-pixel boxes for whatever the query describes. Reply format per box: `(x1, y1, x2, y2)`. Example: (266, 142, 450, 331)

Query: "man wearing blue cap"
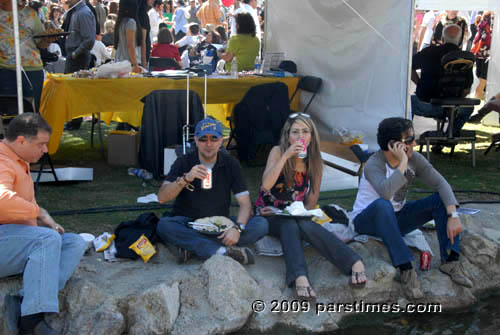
(156, 118, 268, 264)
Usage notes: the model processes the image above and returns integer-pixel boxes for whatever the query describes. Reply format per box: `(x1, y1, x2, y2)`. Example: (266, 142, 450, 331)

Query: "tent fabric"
(265, 0, 412, 148)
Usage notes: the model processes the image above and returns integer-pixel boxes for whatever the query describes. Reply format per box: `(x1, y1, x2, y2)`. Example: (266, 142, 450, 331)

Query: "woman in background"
(151, 27, 181, 69)
(256, 114, 368, 300)
(221, 12, 258, 71)
(114, 0, 142, 72)
(472, 11, 492, 100)
(163, 0, 174, 29)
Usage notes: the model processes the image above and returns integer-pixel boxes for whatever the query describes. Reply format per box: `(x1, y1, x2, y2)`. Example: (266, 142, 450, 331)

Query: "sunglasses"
(289, 113, 311, 119)
(197, 136, 221, 142)
(401, 135, 416, 145)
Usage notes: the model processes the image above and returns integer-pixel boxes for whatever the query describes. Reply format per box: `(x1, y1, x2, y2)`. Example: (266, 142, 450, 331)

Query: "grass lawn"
(33, 120, 500, 236)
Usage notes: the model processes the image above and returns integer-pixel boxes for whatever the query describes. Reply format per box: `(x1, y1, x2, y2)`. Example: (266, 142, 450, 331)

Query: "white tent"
(265, 0, 500, 149)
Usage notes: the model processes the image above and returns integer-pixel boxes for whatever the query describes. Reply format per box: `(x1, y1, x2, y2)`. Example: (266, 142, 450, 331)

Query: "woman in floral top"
(256, 113, 367, 300)
(0, 0, 48, 112)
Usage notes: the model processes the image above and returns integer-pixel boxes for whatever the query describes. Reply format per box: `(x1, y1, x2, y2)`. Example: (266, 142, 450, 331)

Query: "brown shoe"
(400, 269, 424, 299)
(226, 246, 255, 265)
(439, 261, 473, 288)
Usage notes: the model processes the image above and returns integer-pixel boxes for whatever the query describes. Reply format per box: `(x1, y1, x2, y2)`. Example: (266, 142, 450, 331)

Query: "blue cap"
(195, 118, 223, 139)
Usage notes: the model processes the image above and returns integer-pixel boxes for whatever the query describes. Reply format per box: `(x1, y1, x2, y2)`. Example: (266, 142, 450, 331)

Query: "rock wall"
(1, 204, 500, 334)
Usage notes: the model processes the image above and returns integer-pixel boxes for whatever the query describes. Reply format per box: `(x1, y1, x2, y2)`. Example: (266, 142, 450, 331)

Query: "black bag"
(114, 212, 159, 260)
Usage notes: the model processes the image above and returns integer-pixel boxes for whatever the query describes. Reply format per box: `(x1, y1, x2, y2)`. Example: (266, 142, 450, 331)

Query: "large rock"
(127, 282, 180, 335)
(1, 204, 500, 334)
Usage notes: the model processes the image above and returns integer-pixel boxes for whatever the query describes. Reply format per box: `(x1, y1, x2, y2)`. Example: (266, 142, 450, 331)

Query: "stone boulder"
(1, 204, 500, 334)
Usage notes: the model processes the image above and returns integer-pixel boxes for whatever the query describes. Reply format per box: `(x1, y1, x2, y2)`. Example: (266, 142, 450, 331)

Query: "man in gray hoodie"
(351, 117, 472, 300)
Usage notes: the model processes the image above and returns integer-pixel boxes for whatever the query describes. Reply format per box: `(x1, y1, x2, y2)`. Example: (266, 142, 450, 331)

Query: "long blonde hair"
(279, 114, 323, 193)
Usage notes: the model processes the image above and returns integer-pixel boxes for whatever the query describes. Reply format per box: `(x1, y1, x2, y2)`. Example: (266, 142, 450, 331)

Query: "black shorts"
(476, 58, 489, 80)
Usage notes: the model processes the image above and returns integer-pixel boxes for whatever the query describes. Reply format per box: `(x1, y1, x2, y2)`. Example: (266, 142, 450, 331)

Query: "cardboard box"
(107, 130, 140, 166)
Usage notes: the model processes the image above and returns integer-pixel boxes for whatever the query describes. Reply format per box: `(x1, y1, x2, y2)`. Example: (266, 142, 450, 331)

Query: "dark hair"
(207, 30, 220, 44)
(189, 23, 200, 35)
(157, 27, 173, 44)
(5, 113, 52, 142)
(109, 1, 119, 15)
(114, 0, 143, 49)
(377, 117, 414, 151)
(49, 5, 62, 21)
(153, 0, 162, 8)
(163, 0, 173, 13)
(235, 12, 255, 37)
(242, 0, 251, 4)
(29, 0, 43, 11)
(215, 25, 227, 42)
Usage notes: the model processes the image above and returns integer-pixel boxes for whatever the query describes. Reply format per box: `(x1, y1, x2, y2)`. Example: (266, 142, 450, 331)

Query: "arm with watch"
(158, 164, 207, 203)
(217, 193, 252, 247)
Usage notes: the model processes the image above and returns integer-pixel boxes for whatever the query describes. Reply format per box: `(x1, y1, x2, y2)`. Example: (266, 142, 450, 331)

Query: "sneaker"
(225, 246, 255, 265)
(400, 269, 424, 299)
(439, 261, 473, 288)
(21, 319, 60, 335)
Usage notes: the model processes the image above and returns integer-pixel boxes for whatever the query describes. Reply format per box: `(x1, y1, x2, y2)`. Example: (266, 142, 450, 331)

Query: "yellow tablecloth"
(40, 74, 300, 154)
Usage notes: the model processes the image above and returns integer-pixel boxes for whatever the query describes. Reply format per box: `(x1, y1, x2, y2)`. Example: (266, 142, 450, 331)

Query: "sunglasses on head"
(197, 136, 220, 142)
(289, 113, 311, 119)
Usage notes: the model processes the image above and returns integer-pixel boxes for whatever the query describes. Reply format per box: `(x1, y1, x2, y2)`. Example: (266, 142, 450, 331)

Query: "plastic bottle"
(128, 168, 153, 180)
(254, 56, 262, 74)
(230, 57, 238, 78)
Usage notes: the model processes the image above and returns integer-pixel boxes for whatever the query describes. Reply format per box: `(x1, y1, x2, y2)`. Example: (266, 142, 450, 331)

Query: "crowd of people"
(0, 0, 266, 118)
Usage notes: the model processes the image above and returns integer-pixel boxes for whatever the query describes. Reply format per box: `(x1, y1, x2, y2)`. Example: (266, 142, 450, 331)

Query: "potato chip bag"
(129, 234, 156, 263)
(94, 233, 116, 252)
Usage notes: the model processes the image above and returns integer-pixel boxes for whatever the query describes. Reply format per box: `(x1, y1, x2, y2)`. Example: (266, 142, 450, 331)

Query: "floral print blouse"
(255, 172, 310, 212)
(0, 7, 45, 70)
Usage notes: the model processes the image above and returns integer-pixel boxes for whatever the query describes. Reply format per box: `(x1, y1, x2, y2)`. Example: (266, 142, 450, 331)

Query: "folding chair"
(288, 76, 322, 114)
(149, 57, 181, 72)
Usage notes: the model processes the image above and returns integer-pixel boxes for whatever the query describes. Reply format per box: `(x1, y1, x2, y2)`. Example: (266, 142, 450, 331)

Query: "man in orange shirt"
(0, 113, 86, 335)
(196, 0, 221, 29)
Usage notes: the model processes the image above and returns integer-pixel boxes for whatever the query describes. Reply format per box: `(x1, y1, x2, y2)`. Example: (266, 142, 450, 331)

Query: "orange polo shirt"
(196, 3, 222, 28)
(0, 142, 39, 226)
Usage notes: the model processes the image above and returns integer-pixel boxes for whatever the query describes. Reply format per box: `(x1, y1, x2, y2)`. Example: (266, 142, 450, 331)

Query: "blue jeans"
(268, 217, 362, 286)
(411, 95, 474, 137)
(156, 215, 269, 259)
(0, 224, 86, 316)
(353, 193, 459, 266)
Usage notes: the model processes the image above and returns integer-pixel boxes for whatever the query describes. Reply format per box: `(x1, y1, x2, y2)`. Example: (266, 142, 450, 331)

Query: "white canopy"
(265, 0, 499, 149)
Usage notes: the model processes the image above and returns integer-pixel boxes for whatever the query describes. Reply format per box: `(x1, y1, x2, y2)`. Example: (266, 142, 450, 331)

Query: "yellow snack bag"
(129, 234, 156, 263)
(94, 233, 116, 252)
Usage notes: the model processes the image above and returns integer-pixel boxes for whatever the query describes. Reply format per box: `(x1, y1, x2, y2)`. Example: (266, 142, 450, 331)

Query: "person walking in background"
(432, 11, 468, 49)
(417, 10, 438, 51)
(256, 113, 367, 300)
(196, 0, 220, 29)
(172, 0, 189, 41)
(472, 12, 493, 100)
(163, 0, 175, 28)
(187, 0, 199, 24)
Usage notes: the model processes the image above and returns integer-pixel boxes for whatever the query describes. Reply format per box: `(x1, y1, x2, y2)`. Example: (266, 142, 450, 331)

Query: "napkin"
(284, 201, 323, 217)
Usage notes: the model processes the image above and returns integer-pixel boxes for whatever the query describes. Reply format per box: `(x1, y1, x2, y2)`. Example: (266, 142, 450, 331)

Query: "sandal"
(349, 271, 367, 289)
(295, 285, 317, 302)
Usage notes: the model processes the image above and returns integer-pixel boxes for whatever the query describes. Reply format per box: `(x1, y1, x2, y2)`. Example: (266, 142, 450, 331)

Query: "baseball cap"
(195, 118, 223, 139)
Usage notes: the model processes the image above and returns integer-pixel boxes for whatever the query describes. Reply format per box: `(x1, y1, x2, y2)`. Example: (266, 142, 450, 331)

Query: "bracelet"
(183, 173, 191, 184)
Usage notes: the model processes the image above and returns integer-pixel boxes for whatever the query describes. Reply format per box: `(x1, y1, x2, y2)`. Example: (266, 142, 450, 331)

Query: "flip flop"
(349, 271, 367, 289)
(295, 285, 317, 302)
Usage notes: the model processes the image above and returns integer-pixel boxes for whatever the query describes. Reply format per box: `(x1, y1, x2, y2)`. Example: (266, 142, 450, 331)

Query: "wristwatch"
(447, 212, 459, 219)
(232, 223, 244, 233)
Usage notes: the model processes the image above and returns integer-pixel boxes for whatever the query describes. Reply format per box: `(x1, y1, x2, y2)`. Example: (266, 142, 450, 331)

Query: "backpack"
(114, 212, 159, 260)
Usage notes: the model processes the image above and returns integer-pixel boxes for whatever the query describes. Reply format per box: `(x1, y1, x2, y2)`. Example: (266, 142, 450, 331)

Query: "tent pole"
(11, 0, 24, 115)
(405, 0, 416, 120)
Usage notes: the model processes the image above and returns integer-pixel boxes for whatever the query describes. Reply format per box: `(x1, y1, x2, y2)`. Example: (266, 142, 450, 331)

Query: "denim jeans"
(353, 193, 459, 266)
(156, 215, 269, 259)
(411, 95, 474, 137)
(268, 217, 362, 286)
(0, 68, 44, 113)
(0, 224, 86, 316)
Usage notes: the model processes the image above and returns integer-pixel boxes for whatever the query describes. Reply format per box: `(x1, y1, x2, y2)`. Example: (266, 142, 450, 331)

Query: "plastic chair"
(148, 57, 181, 71)
(288, 76, 322, 114)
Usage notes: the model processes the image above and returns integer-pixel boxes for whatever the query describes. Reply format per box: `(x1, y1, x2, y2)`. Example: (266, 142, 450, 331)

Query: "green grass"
(34, 121, 500, 236)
